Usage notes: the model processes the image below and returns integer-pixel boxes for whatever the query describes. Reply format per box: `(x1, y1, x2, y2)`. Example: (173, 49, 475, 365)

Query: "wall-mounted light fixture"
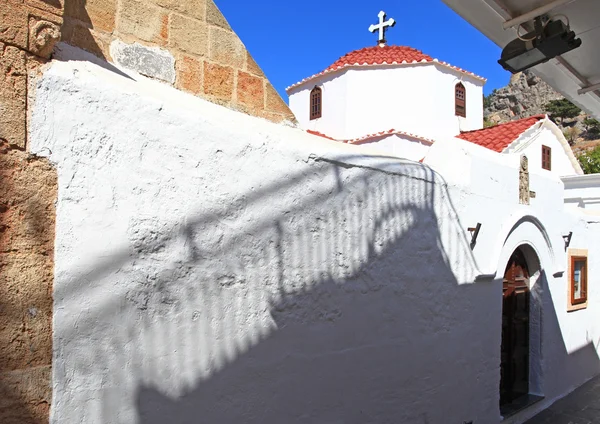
(498, 17, 582, 74)
(563, 231, 573, 250)
(468, 223, 482, 250)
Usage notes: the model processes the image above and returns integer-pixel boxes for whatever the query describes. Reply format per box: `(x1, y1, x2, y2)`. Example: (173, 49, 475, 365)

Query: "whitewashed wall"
(30, 49, 600, 424)
(288, 64, 484, 141)
(426, 137, 600, 423)
(288, 71, 348, 140)
(504, 122, 582, 177)
(563, 174, 600, 210)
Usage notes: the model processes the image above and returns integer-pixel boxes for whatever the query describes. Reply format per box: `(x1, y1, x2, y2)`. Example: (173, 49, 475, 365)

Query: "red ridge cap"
(286, 45, 486, 92)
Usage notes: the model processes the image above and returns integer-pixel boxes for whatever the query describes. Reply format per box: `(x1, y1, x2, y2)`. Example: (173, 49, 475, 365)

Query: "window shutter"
(310, 87, 322, 120)
(542, 146, 551, 170)
(455, 83, 466, 118)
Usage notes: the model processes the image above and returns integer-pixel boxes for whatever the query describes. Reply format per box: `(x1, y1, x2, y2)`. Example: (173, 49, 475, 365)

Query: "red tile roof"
(457, 115, 547, 152)
(286, 45, 486, 92)
(306, 129, 335, 140)
(326, 46, 433, 70)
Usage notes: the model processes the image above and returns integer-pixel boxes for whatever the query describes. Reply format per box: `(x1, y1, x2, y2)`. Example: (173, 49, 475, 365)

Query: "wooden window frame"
(542, 145, 552, 171)
(310, 86, 322, 120)
(568, 249, 588, 311)
(455, 83, 466, 118)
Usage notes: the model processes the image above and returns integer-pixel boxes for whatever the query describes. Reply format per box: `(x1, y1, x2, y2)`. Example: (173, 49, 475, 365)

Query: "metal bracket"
(563, 231, 573, 250)
(468, 223, 482, 250)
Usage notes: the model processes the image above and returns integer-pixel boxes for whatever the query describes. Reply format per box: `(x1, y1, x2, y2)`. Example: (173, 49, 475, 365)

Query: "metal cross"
(369, 11, 396, 45)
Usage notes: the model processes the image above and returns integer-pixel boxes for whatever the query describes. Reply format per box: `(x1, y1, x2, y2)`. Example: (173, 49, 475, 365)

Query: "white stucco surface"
(503, 120, 583, 177)
(288, 63, 484, 142)
(563, 174, 600, 211)
(30, 47, 600, 424)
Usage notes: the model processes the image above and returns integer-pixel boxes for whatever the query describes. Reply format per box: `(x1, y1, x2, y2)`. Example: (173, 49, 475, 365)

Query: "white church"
(288, 12, 584, 177)
(7, 2, 600, 424)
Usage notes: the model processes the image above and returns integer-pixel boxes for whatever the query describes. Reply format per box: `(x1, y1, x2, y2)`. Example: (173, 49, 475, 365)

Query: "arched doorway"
(500, 247, 530, 406)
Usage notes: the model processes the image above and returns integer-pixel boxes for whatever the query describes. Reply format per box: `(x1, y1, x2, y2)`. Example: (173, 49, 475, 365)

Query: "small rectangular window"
(542, 145, 551, 170)
(568, 249, 588, 311)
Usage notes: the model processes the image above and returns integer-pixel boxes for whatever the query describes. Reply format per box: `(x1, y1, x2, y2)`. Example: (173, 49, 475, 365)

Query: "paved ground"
(525, 376, 600, 423)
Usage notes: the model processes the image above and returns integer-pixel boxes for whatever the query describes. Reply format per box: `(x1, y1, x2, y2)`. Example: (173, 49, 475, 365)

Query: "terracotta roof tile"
(327, 46, 433, 70)
(456, 115, 546, 152)
(286, 45, 486, 92)
(306, 129, 335, 140)
(306, 128, 434, 145)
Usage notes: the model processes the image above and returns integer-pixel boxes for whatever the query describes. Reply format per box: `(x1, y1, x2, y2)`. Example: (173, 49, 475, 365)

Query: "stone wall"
(0, 144, 56, 424)
(1, 1, 59, 423)
(61, 0, 295, 123)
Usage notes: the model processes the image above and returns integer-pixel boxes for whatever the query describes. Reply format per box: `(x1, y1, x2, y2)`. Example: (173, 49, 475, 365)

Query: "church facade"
(1, 3, 600, 424)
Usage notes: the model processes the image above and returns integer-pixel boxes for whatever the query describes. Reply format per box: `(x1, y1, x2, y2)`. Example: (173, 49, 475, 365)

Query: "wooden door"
(500, 248, 530, 406)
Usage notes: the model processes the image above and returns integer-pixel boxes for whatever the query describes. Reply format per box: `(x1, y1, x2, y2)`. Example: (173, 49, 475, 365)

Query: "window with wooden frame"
(310, 86, 322, 120)
(455, 83, 466, 118)
(568, 249, 588, 311)
(542, 145, 552, 171)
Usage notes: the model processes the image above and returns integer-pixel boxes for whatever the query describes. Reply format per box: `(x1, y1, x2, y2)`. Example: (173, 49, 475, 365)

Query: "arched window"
(455, 83, 466, 118)
(310, 86, 322, 120)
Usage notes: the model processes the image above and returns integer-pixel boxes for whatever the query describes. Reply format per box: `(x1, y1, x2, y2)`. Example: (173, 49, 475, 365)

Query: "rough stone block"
(256, 110, 288, 123)
(206, 0, 231, 30)
(111, 40, 175, 83)
(0, 149, 55, 365)
(0, 0, 29, 50)
(236, 70, 264, 110)
(64, 0, 116, 33)
(209, 27, 245, 69)
(245, 51, 264, 76)
(203, 61, 233, 102)
(0, 366, 51, 424)
(176, 54, 203, 94)
(62, 17, 111, 59)
(26, 0, 64, 16)
(152, 0, 206, 21)
(169, 13, 208, 56)
(266, 83, 292, 116)
(118, 0, 168, 45)
(0, 45, 27, 149)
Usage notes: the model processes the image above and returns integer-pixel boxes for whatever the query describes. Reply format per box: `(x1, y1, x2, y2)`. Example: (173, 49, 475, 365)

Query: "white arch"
(491, 211, 556, 279)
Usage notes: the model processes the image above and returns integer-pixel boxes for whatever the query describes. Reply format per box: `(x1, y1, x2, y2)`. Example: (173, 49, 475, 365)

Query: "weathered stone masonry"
(61, 0, 296, 123)
(0, 146, 56, 424)
(1, 1, 60, 423)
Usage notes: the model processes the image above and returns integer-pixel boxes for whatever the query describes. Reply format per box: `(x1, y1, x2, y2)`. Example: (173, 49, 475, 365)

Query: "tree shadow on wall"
(57, 156, 506, 423)
(47, 131, 600, 424)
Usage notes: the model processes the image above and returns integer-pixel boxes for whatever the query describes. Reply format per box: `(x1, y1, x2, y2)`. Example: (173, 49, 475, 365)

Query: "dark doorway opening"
(501, 248, 531, 407)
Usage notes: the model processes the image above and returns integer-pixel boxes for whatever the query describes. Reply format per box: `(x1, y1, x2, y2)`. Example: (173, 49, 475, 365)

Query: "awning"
(442, 0, 600, 119)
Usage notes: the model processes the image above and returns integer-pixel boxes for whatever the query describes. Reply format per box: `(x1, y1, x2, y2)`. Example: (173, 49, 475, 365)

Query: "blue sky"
(216, 0, 512, 100)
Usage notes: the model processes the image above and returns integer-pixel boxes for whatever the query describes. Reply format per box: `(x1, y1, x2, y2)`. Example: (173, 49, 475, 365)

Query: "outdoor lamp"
(499, 18, 582, 74)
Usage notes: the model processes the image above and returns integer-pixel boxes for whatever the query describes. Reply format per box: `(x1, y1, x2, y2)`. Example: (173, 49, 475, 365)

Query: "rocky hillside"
(484, 70, 562, 124)
(484, 70, 599, 150)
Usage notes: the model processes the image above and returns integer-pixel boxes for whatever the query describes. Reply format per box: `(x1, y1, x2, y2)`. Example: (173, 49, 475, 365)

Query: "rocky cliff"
(484, 70, 600, 149)
(484, 70, 563, 124)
